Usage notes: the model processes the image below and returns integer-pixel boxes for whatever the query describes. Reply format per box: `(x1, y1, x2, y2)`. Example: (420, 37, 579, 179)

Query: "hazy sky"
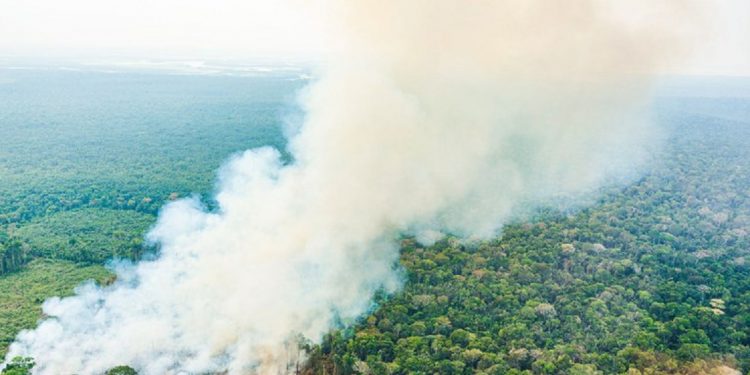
(0, 0, 324, 60)
(0, 0, 748, 75)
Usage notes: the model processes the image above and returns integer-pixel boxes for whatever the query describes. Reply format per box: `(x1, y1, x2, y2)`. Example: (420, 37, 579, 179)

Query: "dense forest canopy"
(0, 68, 298, 224)
(0, 67, 749, 374)
(304, 106, 750, 374)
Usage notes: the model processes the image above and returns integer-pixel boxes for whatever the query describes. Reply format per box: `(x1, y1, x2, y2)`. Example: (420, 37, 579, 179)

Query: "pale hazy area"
(0, 0, 748, 75)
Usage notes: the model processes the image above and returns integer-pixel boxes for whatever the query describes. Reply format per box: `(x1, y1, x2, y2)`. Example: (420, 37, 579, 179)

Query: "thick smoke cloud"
(5, 1, 697, 374)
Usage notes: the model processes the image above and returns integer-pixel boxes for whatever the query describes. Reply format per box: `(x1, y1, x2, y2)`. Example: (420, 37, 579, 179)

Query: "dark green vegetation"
(0, 235, 26, 275)
(105, 365, 139, 375)
(1, 68, 749, 374)
(1, 356, 34, 375)
(304, 100, 750, 374)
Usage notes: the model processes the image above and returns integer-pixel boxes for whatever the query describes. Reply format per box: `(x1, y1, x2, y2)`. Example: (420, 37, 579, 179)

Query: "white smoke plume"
(5, 1, 699, 374)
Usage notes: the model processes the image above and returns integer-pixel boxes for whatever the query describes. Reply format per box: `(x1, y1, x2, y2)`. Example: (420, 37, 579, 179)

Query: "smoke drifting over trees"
(5, 1, 700, 374)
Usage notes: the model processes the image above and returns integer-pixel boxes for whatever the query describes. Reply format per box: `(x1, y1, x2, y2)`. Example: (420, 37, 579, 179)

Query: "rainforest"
(1, 64, 749, 374)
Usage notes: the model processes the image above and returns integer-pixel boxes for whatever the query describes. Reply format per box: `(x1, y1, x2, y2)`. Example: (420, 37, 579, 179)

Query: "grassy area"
(0, 259, 112, 357)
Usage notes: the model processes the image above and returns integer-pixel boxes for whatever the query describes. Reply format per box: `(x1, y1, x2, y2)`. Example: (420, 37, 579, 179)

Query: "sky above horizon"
(0, 0, 748, 75)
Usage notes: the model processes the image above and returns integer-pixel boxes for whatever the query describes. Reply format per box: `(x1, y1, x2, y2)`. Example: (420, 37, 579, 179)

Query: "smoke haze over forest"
(0, 1, 748, 375)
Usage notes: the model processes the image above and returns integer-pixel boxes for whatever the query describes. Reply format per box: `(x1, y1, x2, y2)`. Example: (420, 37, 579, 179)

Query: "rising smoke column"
(5, 1, 698, 374)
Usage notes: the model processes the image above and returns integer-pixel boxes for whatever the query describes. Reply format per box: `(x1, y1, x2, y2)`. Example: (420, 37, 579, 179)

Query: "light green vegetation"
(0, 259, 111, 357)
